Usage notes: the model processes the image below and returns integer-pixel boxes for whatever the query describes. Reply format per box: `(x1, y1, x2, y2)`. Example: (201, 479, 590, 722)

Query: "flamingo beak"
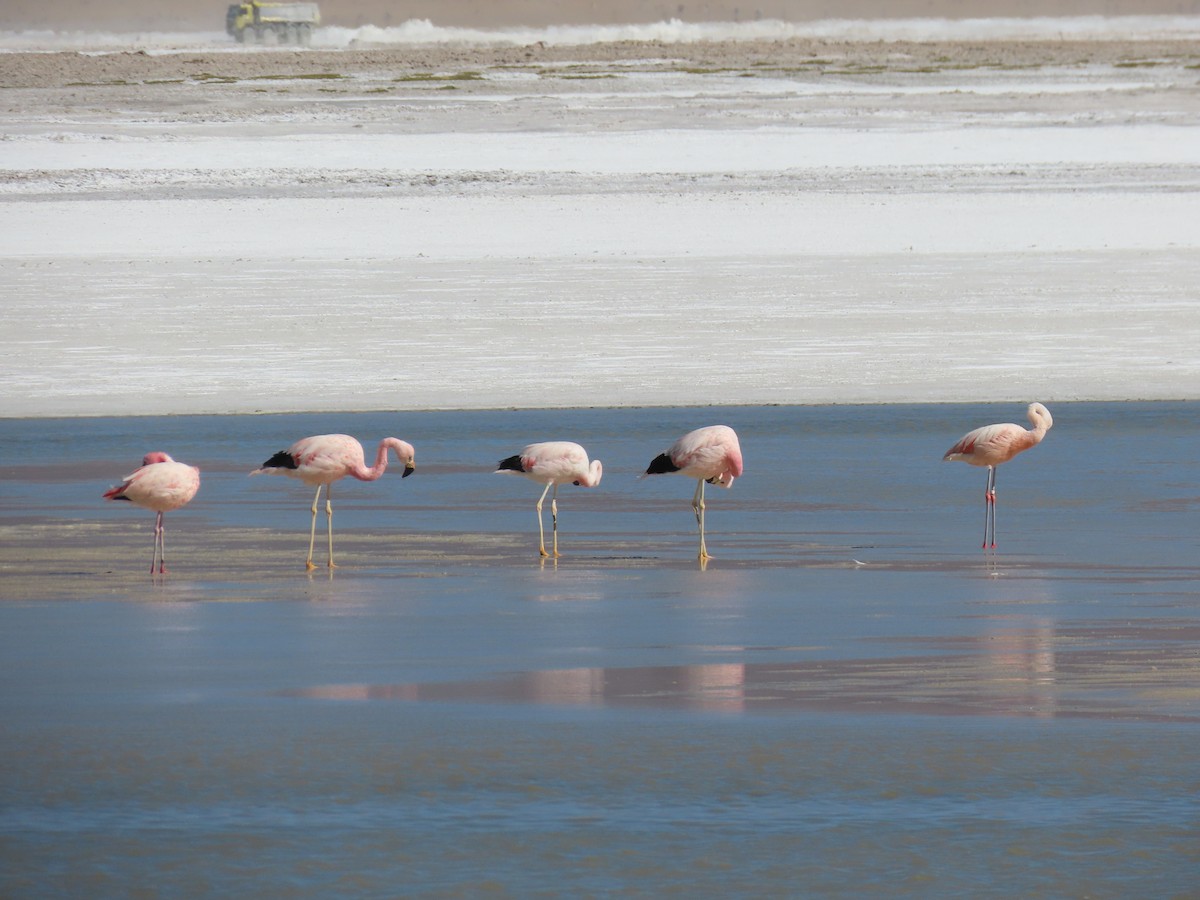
(402, 463, 415, 478)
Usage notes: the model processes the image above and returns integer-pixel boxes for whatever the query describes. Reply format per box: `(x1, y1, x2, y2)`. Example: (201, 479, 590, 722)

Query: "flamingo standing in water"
(644, 425, 743, 561)
(252, 434, 415, 570)
(496, 441, 603, 558)
(103, 452, 200, 574)
(943, 402, 1053, 549)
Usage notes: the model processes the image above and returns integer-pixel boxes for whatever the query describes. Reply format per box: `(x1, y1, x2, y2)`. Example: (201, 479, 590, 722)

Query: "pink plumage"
(252, 433, 416, 569)
(943, 402, 1053, 548)
(103, 452, 200, 574)
(645, 425, 744, 561)
(497, 441, 602, 558)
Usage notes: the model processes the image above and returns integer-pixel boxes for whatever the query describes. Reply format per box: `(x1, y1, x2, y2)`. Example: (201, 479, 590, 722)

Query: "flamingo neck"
(353, 439, 399, 481)
(1028, 419, 1051, 445)
(579, 459, 602, 488)
(1026, 404, 1053, 444)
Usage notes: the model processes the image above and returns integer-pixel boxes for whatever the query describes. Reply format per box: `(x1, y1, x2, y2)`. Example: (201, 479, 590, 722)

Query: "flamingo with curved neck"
(252, 433, 416, 569)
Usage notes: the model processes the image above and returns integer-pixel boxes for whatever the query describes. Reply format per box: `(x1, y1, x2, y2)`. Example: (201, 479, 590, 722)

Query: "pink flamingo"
(496, 441, 603, 558)
(644, 425, 743, 561)
(943, 402, 1053, 548)
(251, 434, 415, 570)
(103, 452, 200, 574)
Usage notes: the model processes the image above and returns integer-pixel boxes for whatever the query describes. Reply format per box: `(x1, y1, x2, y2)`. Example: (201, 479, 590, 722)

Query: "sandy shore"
(1, 36, 1198, 416)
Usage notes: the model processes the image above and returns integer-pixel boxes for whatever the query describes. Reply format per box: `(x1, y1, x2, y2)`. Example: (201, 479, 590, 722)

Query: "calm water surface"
(1, 403, 1198, 897)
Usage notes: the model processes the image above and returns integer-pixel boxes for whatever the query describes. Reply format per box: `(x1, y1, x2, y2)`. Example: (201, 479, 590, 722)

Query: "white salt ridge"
(5, 126, 1198, 175)
(316, 15, 1200, 47)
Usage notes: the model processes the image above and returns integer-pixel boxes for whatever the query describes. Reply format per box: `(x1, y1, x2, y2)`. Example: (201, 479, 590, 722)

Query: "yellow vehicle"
(226, 2, 320, 45)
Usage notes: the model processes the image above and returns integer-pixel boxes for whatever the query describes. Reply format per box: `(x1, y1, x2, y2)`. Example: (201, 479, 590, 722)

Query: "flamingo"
(943, 402, 1053, 549)
(103, 452, 200, 574)
(496, 441, 603, 558)
(251, 434, 415, 570)
(644, 425, 743, 561)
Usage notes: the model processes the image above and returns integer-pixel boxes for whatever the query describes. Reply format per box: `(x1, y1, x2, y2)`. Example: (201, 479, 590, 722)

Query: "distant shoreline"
(3, 0, 1200, 33)
(3, 399, 1199, 424)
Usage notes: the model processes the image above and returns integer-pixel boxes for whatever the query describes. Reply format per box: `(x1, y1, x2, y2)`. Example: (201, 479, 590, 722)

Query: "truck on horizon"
(226, 2, 320, 45)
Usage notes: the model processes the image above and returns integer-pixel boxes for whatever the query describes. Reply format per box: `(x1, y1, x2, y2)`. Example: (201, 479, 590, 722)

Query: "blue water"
(3, 401, 1196, 556)
(1, 403, 1198, 897)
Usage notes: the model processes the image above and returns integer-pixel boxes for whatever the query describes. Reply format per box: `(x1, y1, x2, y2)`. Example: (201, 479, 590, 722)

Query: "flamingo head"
(573, 459, 602, 488)
(390, 439, 416, 477)
(706, 472, 736, 489)
(1027, 402, 1053, 433)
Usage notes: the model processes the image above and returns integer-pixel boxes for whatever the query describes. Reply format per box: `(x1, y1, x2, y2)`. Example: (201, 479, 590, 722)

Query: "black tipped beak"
(402, 464, 415, 478)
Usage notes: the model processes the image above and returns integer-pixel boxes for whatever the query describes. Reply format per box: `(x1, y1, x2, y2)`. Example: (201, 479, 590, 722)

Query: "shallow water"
(1, 403, 1198, 896)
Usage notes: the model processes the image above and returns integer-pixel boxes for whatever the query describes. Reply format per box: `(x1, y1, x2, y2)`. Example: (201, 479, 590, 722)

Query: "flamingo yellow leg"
(306, 484, 322, 570)
(550, 484, 561, 558)
(535, 482, 553, 558)
(692, 478, 710, 561)
(325, 484, 336, 569)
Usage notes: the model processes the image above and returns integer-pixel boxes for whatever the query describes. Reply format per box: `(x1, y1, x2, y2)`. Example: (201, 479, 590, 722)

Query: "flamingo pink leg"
(982, 467, 998, 549)
(152, 510, 166, 574)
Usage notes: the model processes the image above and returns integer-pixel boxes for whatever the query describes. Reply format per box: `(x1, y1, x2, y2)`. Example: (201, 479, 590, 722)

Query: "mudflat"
(2, 37, 1198, 86)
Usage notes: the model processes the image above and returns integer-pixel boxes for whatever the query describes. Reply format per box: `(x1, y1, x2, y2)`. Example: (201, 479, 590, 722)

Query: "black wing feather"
(644, 452, 679, 475)
(260, 450, 298, 470)
(496, 454, 525, 473)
